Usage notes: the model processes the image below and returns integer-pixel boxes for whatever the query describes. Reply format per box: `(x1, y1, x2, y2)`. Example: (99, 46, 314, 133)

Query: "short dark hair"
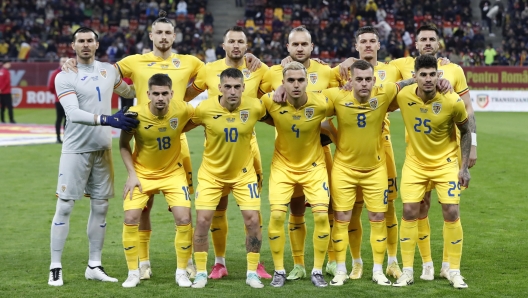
(416, 23, 439, 40)
(72, 27, 99, 42)
(148, 73, 173, 90)
(288, 26, 312, 41)
(355, 26, 380, 40)
(152, 10, 175, 27)
(350, 59, 374, 73)
(220, 68, 244, 82)
(414, 55, 438, 72)
(224, 26, 247, 38)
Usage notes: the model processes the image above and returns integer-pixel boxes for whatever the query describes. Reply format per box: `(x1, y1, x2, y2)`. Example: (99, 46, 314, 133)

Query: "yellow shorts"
(195, 167, 260, 211)
(124, 168, 190, 211)
(331, 162, 388, 212)
(384, 135, 398, 201)
(400, 162, 461, 204)
(269, 164, 330, 206)
(180, 133, 194, 194)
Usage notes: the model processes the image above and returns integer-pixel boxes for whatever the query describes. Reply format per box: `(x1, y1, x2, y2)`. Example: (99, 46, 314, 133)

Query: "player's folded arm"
(60, 94, 101, 126)
(258, 111, 274, 126)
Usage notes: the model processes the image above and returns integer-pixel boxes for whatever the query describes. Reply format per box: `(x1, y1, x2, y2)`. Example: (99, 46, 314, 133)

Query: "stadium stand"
(0, 0, 209, 62)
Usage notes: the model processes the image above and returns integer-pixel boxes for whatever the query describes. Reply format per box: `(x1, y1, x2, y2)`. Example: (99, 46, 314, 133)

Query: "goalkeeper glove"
(100, 107, 139, 131)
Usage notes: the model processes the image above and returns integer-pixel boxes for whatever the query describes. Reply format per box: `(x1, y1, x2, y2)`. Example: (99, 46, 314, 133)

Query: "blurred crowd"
(1, 0, 527, 67)
(0, 0, 211, 62)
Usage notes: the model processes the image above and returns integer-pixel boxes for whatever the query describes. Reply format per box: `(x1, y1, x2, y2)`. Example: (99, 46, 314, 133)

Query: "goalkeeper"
(48, 27, 138, 287)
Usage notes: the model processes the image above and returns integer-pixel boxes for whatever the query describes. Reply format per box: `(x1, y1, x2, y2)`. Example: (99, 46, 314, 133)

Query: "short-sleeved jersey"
(191, 58, 269, 98)
(390, 57, 469, 96)
(191, 96, 266, 181)
(259, 59, 341, 94)
(262, 92, 331, 172)
(397, 86, 468, 170)
(324, 83, 400, 170)
(116, 52, 204, 104)
(56, 61, 122, 153)
(128, 100, 194, 178)
(373, 62, 403, 136)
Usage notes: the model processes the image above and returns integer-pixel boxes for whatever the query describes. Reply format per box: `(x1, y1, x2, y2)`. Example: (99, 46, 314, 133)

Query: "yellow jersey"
(262, 92, 331, 172)
(128, 100, 194, 178)
(259, 59, 342, 94)
(116, 52, 204, 104)
(324, 83, 400, 170)
(389, 57, 469, 96)
(191, 95, 266, 181)
(191, 58, 269, 98)
(396, 86, 468, 170)
(373, 62, 403, 136)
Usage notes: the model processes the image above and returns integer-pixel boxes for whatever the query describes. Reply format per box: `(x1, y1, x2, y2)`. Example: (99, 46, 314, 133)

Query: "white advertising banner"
(470, 90, 528, 112)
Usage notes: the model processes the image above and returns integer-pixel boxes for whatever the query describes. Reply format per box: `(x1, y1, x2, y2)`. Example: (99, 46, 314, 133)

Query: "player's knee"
(56, 199, 74, 216)
(312, 212, 330, 233)
(402, 203, 420, 220)
(90, 199, 109, 215)
(441, 204, 460, 221)
(368, 211, 385, 221)
(124, 212, 141, 224)
(270, 206, 287, 226)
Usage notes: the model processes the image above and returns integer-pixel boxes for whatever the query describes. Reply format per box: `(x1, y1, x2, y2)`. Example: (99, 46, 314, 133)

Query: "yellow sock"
(400, 218, 418, 268)
(417, 216, 432, 263)
(123, 223, 140, 270)
(348, 203, 363, 260)
(268, 207, 287, 271)
(211, 209, 228, 259)
(175, 223, 192, 270)
(370, 220, 388, 266)
(138, 230, 151, 262)
(194, 251, 208, 273)
(312, 210, 330, 270)
(444, 219, 463, 270)
(327, 212, 336, 262)
(247, 252, 260, 272)
(331, 220, 349, 264)
(288, 213, 306, 266)
(385, 200, 399, 258)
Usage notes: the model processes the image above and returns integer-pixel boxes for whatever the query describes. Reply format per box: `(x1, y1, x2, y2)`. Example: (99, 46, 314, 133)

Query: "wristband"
(471, 133, 477, 146)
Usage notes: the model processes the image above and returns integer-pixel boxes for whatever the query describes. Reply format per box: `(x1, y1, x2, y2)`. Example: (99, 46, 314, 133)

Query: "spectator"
(0, 39, 8, 58)
(204, 43, 216, 63)
(204, 11, 214, 26)
(176, 0, 188, 16)
(484, 43, 497, 65)
(0, 61, 15, 124)
(106, 42, 119, 63)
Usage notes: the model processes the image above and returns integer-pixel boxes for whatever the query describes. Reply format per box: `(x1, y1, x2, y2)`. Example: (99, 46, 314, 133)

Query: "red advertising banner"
(12, 86, 119, 108)
(463, 66, 528, 90)
(10, 62, 58, 86)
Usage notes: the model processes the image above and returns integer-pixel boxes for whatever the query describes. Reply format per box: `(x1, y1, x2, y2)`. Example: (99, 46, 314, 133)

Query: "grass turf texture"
(2, 109, 527, 297)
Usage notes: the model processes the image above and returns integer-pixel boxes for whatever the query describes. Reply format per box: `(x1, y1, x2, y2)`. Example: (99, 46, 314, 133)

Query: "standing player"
(119, 74, 194, 288)
(264, 62, 331, 288)
(322, 60, 414, 286)
(341, 26, 404, 281)
(259, 26, 343, 279)
(185, 68, 269, 289)
(390, 23, 477, 280)
(183, 26, 271, 279)
(392, 55, 471, 289)
(48, 57, 69, 143)
(48, 27, 139, 286)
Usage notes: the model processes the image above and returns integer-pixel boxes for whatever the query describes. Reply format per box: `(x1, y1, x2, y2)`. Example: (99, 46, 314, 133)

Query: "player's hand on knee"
(61, 58, 78, 73)
(101, 109, 139, 131)
(123, 175, 142, 200)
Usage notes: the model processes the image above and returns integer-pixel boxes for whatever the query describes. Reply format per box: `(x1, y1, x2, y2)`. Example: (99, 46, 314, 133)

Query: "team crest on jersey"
(172, 58, 181, 68)
(477, 94, 489, 108)
(170, 118, 179, 129)
(378, 70, 386, 81)
(242, 68, 251, 79)
(305, 107, 314, 119)
(309, 73, 318, 84)
(432, 102, 442, 114)
(369, 97, 378, 109)
(100, 69, 107, 78)
(61, 184, 67, 193)
(437, 70, 444, 78)
(240, 110, 249, 123)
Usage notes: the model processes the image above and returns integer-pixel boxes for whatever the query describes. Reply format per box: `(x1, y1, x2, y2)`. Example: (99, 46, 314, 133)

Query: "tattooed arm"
(461, 92, 477, 168)
(395, 78, 416, 90)
(457, 119, 471, 187)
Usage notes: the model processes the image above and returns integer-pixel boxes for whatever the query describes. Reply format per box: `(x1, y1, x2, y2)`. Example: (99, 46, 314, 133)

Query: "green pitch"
(2, 109, 527, 297)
